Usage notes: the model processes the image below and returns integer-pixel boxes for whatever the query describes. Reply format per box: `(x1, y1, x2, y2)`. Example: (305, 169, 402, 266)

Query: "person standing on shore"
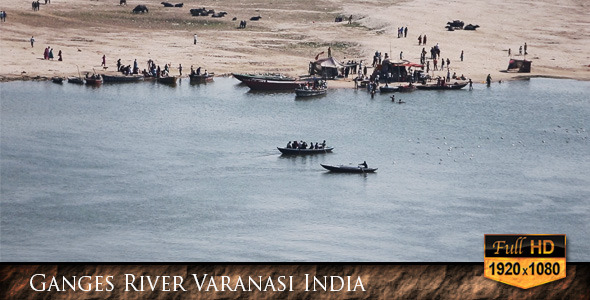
(519, 46, 522, 55)
(441, 58, 444, 70)
(48, 48, 53, 60)
(486, 74, 492, 87)
(423, 35, 427, 45)
(508, 48, 511, 57)
(468, 78, 473, 90)
(30, 36, 34, 47)
(404, 26, 408, 38)
(194, 34, 197, 45)
(178, 64, 182, 76)
(418, 35, 422, 45)
(524, 42, 527, 55)
(328, 46, 331, 57)
(101, 54, 106, 67)
(58, 50, 62, 61)
(446, 58, 450, 68)
(460, 50, 463, 61)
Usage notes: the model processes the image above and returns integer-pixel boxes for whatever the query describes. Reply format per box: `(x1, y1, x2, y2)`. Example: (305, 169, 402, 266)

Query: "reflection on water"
(1, 77, 589, 262)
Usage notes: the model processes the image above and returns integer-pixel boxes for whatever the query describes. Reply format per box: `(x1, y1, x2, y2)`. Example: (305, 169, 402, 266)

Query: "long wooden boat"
(85, 74, 103, 85)
(157, 76, 178, 85)
(320, 164, 378, 173)
(242, 78, 301, 91)
(295, 87, 327, 97)
(398, 84, 417, 92)
(379, 85, 399, 93)
(233, 73, 295, 82)
(102, 74, 144, 83)
(189, 73, 214, 83)
(67, 77, 84, 84)
(277, 147, 333, 155)
(416, 82, 468, 90)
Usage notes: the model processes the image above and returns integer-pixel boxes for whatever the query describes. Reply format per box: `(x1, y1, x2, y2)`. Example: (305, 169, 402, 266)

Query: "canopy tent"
(373, 59, 424, 82)
(309, 57, 352, 79)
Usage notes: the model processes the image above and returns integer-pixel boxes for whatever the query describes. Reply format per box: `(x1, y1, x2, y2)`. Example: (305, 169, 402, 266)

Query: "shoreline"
(1, 0, 589, 85)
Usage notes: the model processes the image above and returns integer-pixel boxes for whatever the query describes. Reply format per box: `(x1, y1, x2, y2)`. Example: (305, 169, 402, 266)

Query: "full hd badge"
(484, 234, 566, 289)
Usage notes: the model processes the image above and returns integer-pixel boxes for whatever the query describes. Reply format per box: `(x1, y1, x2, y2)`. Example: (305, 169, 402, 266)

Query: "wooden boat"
(102, 74, 144, 83)
(320, 164, 378, 173)
(416, 82, 468, 90)
(232, 73, 295, 82)
(189, 73, 214, 83)
(242, 78, 301, 91)
(379, 85, 399, 93)
(398, 84, 417, 92)
(51, 77, 64, 84)
(277, 147, 333, 155)
(85, 74, 103, 85)
(157, 76, 178, 85)
(295, 87, 327, 97)
(67, 77, 84, 84)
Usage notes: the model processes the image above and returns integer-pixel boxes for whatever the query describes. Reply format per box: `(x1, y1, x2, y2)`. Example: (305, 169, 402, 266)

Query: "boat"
(232, 73, 295, 82)
(398, 84, 417, 92)
(242, 78, 301, 91)
(320, 164, 378, 173)
(67, 77, 84, 84)
(189, 73, 214, 83)
(277, 146, 334, 155)
(85, 74, 103, 85)
(51, 77, 64, 84)
(416, 82, 468, 90)
(295, 81, 327, 97)
(102, 74, 144, 83)
(157, 76, 178, 85)
(379, 85, 399, 93)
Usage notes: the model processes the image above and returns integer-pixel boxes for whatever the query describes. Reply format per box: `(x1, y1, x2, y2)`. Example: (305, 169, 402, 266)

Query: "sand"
(1, 0, 589, 86)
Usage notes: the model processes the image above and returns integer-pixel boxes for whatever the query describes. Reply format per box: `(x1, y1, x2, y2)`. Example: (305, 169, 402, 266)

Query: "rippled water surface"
(1, 77, 589, 261)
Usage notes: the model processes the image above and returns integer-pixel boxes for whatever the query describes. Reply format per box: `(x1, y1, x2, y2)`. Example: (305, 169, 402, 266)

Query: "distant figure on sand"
(348, 15, 352, 24)
(30, 36, 34, 48)
(460, 50, 464, 61)
(58, 50, 62, 61)
(101, 55, 106, 67)
(328, 46, 331, 57)
(194, 34, 197, 45)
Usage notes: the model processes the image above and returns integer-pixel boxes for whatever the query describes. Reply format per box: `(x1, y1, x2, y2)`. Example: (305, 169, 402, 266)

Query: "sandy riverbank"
(1, 0, 589, 86)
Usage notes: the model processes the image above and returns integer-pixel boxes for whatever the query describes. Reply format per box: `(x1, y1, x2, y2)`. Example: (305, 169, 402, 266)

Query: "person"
(519, 46, 522, 55)
(400, 51, 403, 60)
(57, 50, 62, 61)
(391, 94, 395, 102)
(286, 141, 292, 148)
(486, 74, 492, 86)
(418, 35, 422, 45)
(178, 64, 182, 76)
(460, 50, 464, 61)
(524, 42, 528, 55)
(508, 48, 511, 57)
(404, 26, 408, 37)
(446, 58, 450, 68)
(117, 58, 122, 71)
(30, 36, 34, 48)
(468, 78, 473, 90)
(321, 140, 326, 148)
(194, 34, 197, 45)
(359, 161, 368, 168)
(101, 54, 106, 67)
(328, 46, 331, 57)
(423, 35, 427, 45)
(48, 48, 53, 60)
(348, 15, 352, 24)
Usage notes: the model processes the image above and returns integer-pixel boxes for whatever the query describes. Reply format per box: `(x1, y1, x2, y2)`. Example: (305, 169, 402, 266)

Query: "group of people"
(238, 20, 247, 29)
(417, 34, 427, 45)
(0, 11, 6, 21)
(190, 65, 207, 76)
(286, 140, 326, 150)
(31, 1, 41, 11)
(397, 26, 408, 38)
(43, 46, 61, 61)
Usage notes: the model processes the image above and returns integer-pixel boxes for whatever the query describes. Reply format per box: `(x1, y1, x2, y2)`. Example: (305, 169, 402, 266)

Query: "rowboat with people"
(295, 80, 327, 97)
(320, 164, 378, 173)
(85, 74, 103, 85)
(189, 73, 214, 83)
(277, 146, 333, 155)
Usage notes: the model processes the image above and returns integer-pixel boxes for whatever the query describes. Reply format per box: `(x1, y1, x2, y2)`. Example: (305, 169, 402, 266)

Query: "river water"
(1, 77, 589, 261)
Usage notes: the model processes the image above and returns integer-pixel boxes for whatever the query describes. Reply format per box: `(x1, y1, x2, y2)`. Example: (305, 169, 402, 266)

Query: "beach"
(0, 0, 589, 85)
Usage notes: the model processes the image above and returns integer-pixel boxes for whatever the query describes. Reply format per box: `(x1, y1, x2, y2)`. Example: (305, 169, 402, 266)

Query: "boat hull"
(67, 77, 84, 84)
(278, 147, 333, 155)
(242, 79, 300, 91)
(157, 76, 178, 84)
(416, 83, 467, 90)
(232, 73, 295, 82)
(295, 88, 327, 97)
(102, 74, 144, 83)
(320, 164, 377, 173)
(189, 74, 214, 83)
(379, 86, 399, 93)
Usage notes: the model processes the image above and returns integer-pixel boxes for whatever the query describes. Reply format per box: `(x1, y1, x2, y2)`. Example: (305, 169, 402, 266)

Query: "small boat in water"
(232, 73, 295, 82)
(85, 74, 103, 85)
(242, 78, 301, 91)
(67, 77, 84, 84)
(379, 85, 399, 93)
(277, 147, 333, 155)
(295, 80, 327, 97)
(102, 74, 144, 83)
(51, 77, 64, 84)
(157, 76, 178, 85)
(189, 73, 214, 83)
(320, 164, 378, 173)
(416, 82, 467, 90)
